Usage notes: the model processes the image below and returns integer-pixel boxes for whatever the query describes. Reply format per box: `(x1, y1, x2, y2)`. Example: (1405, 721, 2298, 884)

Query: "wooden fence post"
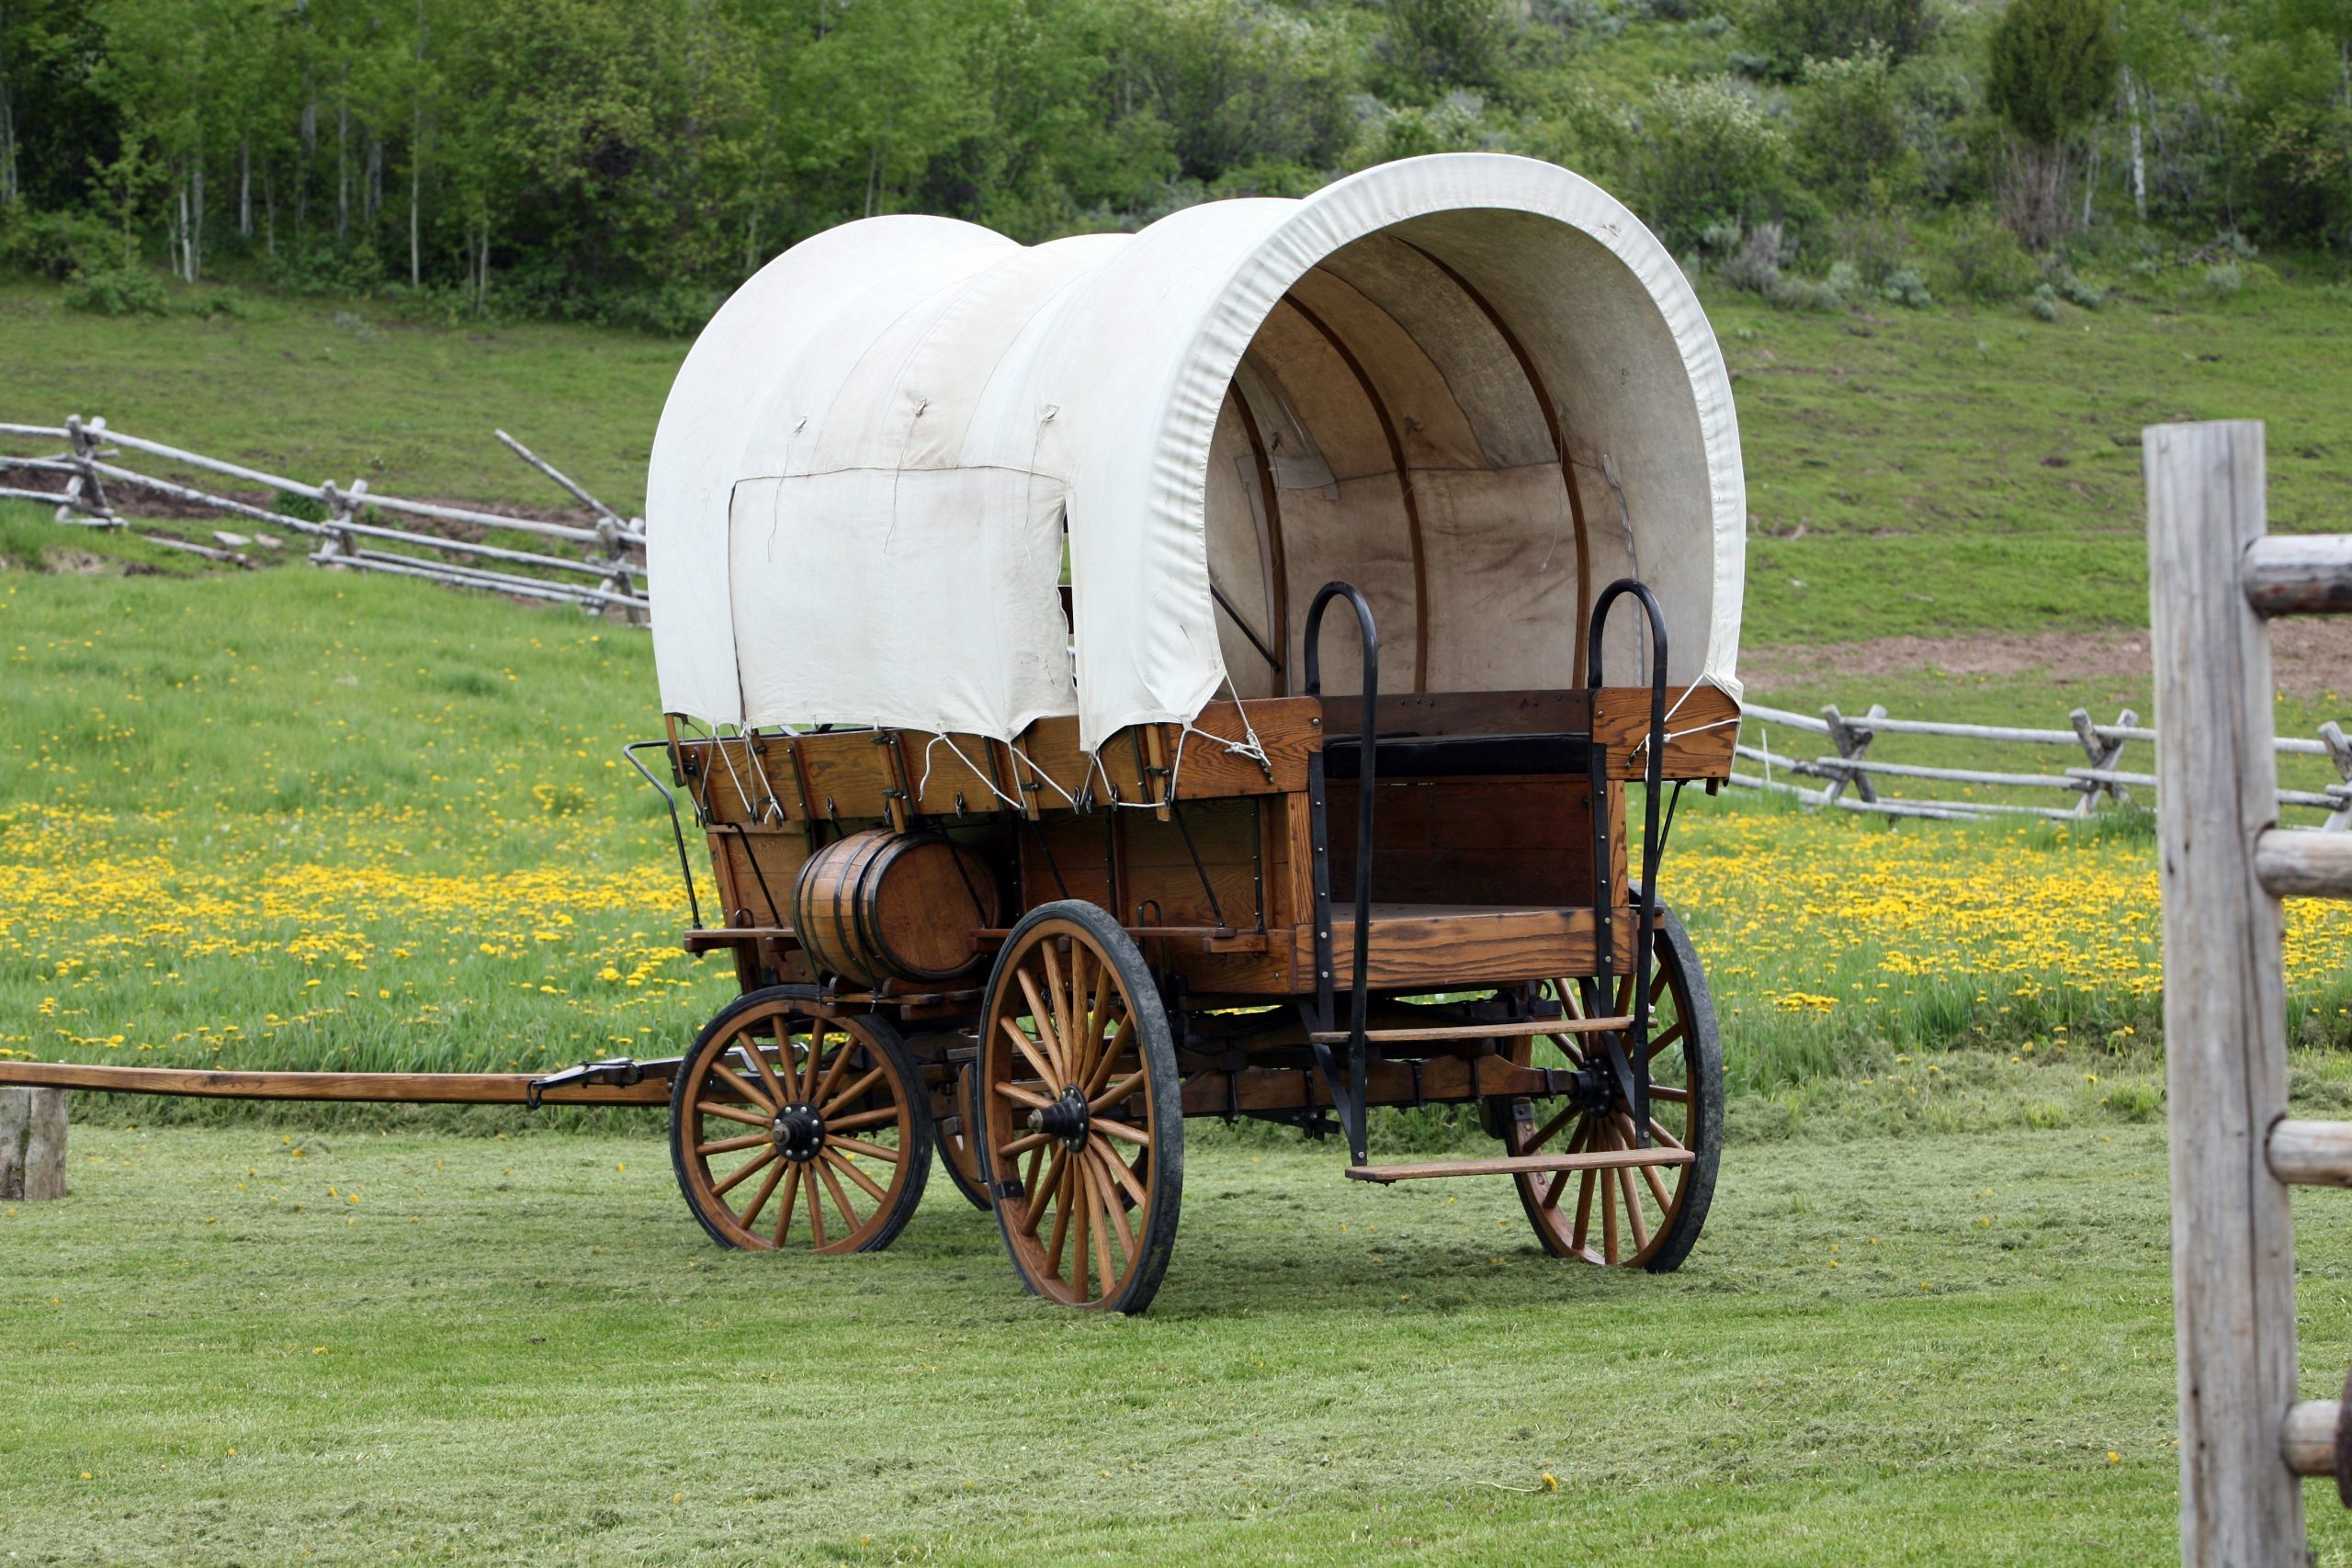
(0, 1087, 67, 1201)
(2322, 722, 2352, 832)
(2147, 419, 2306, 1566)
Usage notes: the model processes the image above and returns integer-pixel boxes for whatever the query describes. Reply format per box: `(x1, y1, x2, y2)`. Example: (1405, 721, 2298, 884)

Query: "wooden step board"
(1346, 1146, 1695, 1184)
(1306, 1016, 1631, 1045)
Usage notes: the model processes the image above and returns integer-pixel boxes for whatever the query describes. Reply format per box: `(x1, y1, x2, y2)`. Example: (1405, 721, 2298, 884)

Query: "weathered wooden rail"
(1731, 699, 2351, 831)
(2147, 421, 2352, 1563)
(0, 414, 647, 620)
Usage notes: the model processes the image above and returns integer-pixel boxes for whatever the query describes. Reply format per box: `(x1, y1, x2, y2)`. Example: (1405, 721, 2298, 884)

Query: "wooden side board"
(672, 698, 1321, 829)
(1284, 905, 1639, 990)
(1319, 686, 1739, 781)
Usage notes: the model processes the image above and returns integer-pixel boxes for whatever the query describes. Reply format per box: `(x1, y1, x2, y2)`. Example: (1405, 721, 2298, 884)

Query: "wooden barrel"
(792, 829, 1001, 987)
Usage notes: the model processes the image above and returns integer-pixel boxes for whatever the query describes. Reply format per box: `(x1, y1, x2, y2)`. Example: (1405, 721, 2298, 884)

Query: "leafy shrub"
(63, 264, 166, 317)
(2030, 281, 2061, 320)
(1938, 206, 2039, 299)
(2050, 264, 2103, 308)
(1360, 92, 1492, 162)
(1742, 0, 1937, 76)
(1767, 272, 1847, 310)
(2204, 262, 2243, 297)
(1719, 220, 1793, 291)
(1881, 266, 1933, 306)
(0, 208, 114, 282)
(1793, 47, 1917, 208)
(1635, 76, 1792, 248)
(263, 241, 388, 297)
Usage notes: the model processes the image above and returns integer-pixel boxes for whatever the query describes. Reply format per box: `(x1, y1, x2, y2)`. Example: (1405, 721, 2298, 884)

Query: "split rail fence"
(0, 413, 646, 620)
(2149, 421, 2352, 1565)
(1731, 700, 2351, 831)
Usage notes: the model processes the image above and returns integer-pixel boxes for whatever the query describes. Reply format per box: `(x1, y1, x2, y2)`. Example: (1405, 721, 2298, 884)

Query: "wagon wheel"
(669, 987, 932, 1253)
(934, 1060, 993, 1212)
(1502, 905, 1722, 1272)
(977, 901, 1183, 1313)
(944, 1055, 1151, 1214)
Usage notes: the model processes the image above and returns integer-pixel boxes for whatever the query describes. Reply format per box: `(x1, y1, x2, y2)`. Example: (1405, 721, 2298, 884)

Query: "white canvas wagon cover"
(647, 153, 1745, 753)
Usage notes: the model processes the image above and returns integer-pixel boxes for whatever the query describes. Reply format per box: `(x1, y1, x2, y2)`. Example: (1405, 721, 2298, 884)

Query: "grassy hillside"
(7, 271, 2352, 646)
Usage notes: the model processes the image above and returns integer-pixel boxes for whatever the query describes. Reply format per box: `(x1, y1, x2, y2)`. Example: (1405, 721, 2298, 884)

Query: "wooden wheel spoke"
(1638, 1156, 1675, 1213)
(1540, 1120, 1593, 1211)
(1015, 968, 1070, 1086)
(1000, 1018, 1059, 1090)
(1089, 1068, 1148, 1115)
(998, 1130, 1053, 1160)
(828, 1134, 900, 1164)
(811, 1035, 860, 1105)
(992, 1077, 1055, 1111)
(1600, 1150, 1620, 1263)
(1648, 1084, 1690, 1104)
(1041, 942, 1079, 1081)
(823, 1147, 889, 1204)
(1086, 1161, 1117, 1292)
(739, 1027, 791, 1107)
(696, 1130, 771, 1157)
(1021, 1146, 1067, 1236)
(1093, 1134, 1148, 1211)
(824, 1105, 902, 1134)
(739, 1157, 787, 1234)
(1089, 1151, 1137, 1262)
(773, 1162, 800, 1247)
(820, 1064, 888, 1118)
(1082, 1018, 1132, 1102)
(711, 1145, 777, 1198)
(1070, 1161, 1094, 1298)
(709, 1062, 775, 1114)
(1092, 1115, 1151, 1148)
(1523, 1102, 1578, 1154)
(1046, 1156, 1076, 1277)
(804, 1161, 828, 1247)
(1618, 1165, 1649, 1251)
(695, 1100, 771, 1130)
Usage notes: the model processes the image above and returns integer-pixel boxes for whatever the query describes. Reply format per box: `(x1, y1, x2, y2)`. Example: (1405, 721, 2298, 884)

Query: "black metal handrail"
(1586, 577, 1670, 1147)
(1303, 581, 1378, 1165)
(624, 739, 704, 930)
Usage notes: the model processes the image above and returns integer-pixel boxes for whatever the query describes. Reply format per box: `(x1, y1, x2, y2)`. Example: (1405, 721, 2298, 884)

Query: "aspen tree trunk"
(240, 137, 252, 235)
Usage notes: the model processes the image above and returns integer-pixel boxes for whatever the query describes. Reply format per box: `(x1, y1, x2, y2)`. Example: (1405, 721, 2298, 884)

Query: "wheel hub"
(771, 1102, 826, 1162)
(1027, 1087, 1091, 1150)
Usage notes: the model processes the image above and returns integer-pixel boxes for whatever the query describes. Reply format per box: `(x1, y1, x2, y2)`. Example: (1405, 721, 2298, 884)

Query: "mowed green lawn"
(7, 1116, 2352, 1567)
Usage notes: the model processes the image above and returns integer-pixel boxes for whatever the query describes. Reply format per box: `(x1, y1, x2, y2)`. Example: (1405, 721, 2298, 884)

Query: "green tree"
(1635, 75, 1792, 246)
(1986, 0, 2120, 246)
(1376, 0, 1516, 102)
(1792, 44, 1917, 208)
(1743, 0, 1938, 77)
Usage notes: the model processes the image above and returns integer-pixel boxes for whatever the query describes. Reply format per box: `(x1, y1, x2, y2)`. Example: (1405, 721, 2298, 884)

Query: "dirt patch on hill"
(1746, 619, 2352, 705)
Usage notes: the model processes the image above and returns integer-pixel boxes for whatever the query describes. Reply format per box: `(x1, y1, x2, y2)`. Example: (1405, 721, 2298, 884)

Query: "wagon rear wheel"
(1504, 907, 1722, 1272)
(978, 902, 1183, 1313)
(670, 987, 931, 1253)
(935, 1060, 994, 1212)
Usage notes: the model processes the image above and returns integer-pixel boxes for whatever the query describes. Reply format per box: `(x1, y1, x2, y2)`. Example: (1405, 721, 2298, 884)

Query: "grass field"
(8, 1118, 2352, 1566)
(7, 269, 2352, 643)
(4, 271, 2352, 1562)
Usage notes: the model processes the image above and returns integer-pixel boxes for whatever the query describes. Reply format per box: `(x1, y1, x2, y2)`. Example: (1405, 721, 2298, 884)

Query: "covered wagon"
(639, 152, 1747, 1312)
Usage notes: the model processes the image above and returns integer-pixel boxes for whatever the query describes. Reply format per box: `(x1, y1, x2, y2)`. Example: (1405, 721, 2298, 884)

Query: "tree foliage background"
(0, 0, 2346, 327)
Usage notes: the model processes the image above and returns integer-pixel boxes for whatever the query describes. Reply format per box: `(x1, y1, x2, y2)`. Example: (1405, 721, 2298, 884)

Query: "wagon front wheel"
(978, 902, 1183, 1313)
(1503, 907, 1722, 1272)
(670, 987, 932, 1253)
